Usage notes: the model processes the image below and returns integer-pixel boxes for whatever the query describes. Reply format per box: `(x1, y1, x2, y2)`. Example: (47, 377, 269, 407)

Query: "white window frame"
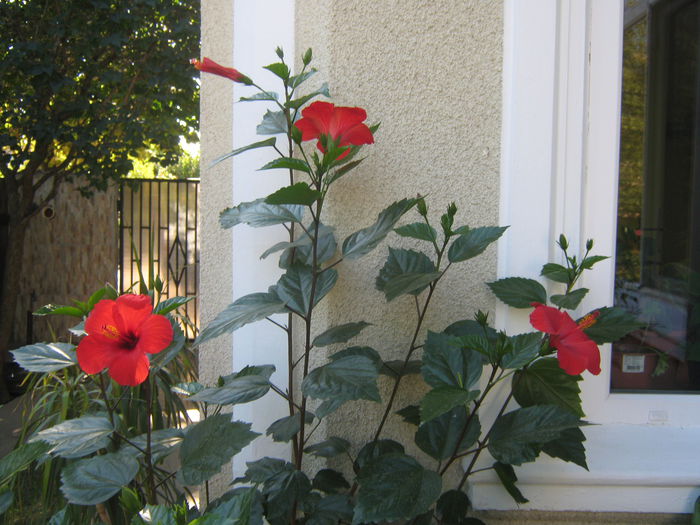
(475, 0, 700, 513)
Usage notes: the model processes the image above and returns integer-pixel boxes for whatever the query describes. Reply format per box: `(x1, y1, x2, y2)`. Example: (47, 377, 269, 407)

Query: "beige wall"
(295, 0, 503, 477)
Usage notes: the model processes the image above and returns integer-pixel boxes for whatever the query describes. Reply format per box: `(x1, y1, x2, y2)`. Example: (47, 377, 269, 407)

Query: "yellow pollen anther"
(577, 311, 599, 330)
(102, 324, 120, 339)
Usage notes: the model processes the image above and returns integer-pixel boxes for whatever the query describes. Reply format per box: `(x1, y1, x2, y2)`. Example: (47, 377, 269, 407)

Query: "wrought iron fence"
(118, 179, 199, 338)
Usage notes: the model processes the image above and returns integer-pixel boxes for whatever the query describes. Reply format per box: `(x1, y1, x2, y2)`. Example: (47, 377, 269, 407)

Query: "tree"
(0, 0, 200, 401)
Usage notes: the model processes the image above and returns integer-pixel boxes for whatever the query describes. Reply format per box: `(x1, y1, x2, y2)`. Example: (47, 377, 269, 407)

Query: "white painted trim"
(231, 0, 295, 474)
(489, 0, 700, 513)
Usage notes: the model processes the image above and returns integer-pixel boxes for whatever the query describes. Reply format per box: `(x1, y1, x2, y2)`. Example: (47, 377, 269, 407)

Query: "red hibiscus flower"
(529, 303, 601, 376)
(294, 101, 374, 159)
(191, 57, 252, 85)
(77, 294, 173, 386)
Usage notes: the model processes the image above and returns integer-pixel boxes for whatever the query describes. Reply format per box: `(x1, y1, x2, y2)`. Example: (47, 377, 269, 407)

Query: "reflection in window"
(613, 0, 699, 392)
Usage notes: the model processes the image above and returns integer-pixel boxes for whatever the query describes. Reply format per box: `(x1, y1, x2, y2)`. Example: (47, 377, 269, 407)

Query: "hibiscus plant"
(0, 48, 640, 524)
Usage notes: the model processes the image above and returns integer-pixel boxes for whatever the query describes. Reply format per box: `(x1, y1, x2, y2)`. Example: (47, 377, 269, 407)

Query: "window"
(613, 0, 700, 392)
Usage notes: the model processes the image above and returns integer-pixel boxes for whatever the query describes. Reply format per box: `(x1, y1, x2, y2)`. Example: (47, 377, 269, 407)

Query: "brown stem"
(144, 376, 156, 504)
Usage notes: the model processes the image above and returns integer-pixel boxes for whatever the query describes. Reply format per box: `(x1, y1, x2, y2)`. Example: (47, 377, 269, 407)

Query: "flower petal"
(136, 315, 174, 354)
(76, 334, 123, 374)
(338, 122, 374, 147)
(113, 295, 153, 334)
(529, 303, 578, 336)
(108, 350, 151, 386)
(84, 299, 117, 336)
(560, 331, 602, 375)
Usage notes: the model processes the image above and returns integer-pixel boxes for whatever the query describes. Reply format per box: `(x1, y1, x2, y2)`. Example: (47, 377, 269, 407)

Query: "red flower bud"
(191, 57, 252, 85)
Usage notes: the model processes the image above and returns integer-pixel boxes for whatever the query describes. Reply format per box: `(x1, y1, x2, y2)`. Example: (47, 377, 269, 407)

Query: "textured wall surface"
(295, 0, 504, 483)
(16, 182, 117, 345)
(198, 0, 235, 498)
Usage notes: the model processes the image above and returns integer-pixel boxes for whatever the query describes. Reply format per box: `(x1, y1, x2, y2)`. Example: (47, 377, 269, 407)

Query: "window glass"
(613, 0, 700, 392)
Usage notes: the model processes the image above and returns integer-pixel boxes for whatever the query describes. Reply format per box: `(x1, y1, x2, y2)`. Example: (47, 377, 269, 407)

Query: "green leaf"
(153, 296, 194, 315)
(304, 437, 350, 458)
(263, 62, 290, 80)
(259, 157, 311, 174)
(541, 427, 588, 469)
(415, 406, 480, 461)
(0, 441, 51, 486)
(487, 277, 547, 308)
(394, 222, 437, 242)
(264, 469, 312, 521)
(278, 223, 337, 267)
(550, 288, 589, 310)
(513, 358, 584, 417)
(396, 405, 421, 426)
(31, 416, 113, 459)
(33, 304, 84, 317)
(312, 469, 350, 494)
(239, 91, 279, 102)
(313, 322, 371, 347)
(540, 263, 571, 284)
(196, 292, 287, 345)
(500, 333, 542, 369)
(376, 248, 437, 300)
(326, 157, 365, 185)
(180, 415, 259, 485)
(583, 306, 643, 344)
(382, 272, 442, 302)
(304, 493, 353, 525)
(302, 355, 381, 403)
(380, 359, 422, 378)
(354, 453, 441, 524)
(241, 457, 290, 484)
(127, 428, 184, 463)
(580, 255, 609, 270)
(436, 490, 471, 525)
(220, 198, 304, 229)
(61, 451, 140, 505)
(134, 505, 178, 525)
(422, 331, 483, 389)
(11, 342, 77, 373)
(171, 381, 204, 396)
(447, 226, 508, 263)
(265, 182, 321, 206)
(354, 440, 405, 473)
(266, 414, 310, 443)
(210, 138, 277, 167)
(285, 83, 330, 110)
(289, 68, 317, 88)
(0, 486, 13, 515)
(420, 387, 478, 423)
(488, 405, 582, 465)
(206, 487, 263, 525)
(190, 375, 271, 405)
(342, 198, 417, 259)
(493, 462, 529, 504)
(329, 346, 382, 370)
(276, 264, 337, 316)
(256, 110, 288, 135)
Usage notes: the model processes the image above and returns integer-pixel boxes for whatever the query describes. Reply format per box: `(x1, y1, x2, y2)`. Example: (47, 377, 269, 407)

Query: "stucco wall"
(295, 0, 503, 480)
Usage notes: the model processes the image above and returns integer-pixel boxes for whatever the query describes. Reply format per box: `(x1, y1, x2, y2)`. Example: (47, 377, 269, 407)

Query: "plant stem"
(372, 280, 439, 442)
(144, 376, 156, 504)
(439, 365, 499, 476)
(457, 390, 514, 491)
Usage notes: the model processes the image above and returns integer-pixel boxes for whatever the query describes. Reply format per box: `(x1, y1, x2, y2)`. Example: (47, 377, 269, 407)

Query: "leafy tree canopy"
(0, 0, 200, 198)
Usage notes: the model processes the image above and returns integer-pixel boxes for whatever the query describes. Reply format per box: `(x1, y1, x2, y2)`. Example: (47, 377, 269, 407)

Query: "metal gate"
(118, 179, 199, 338)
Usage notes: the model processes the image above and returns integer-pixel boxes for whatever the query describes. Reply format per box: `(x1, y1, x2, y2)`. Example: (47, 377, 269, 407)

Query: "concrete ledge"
(471, 510, 690, 525)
